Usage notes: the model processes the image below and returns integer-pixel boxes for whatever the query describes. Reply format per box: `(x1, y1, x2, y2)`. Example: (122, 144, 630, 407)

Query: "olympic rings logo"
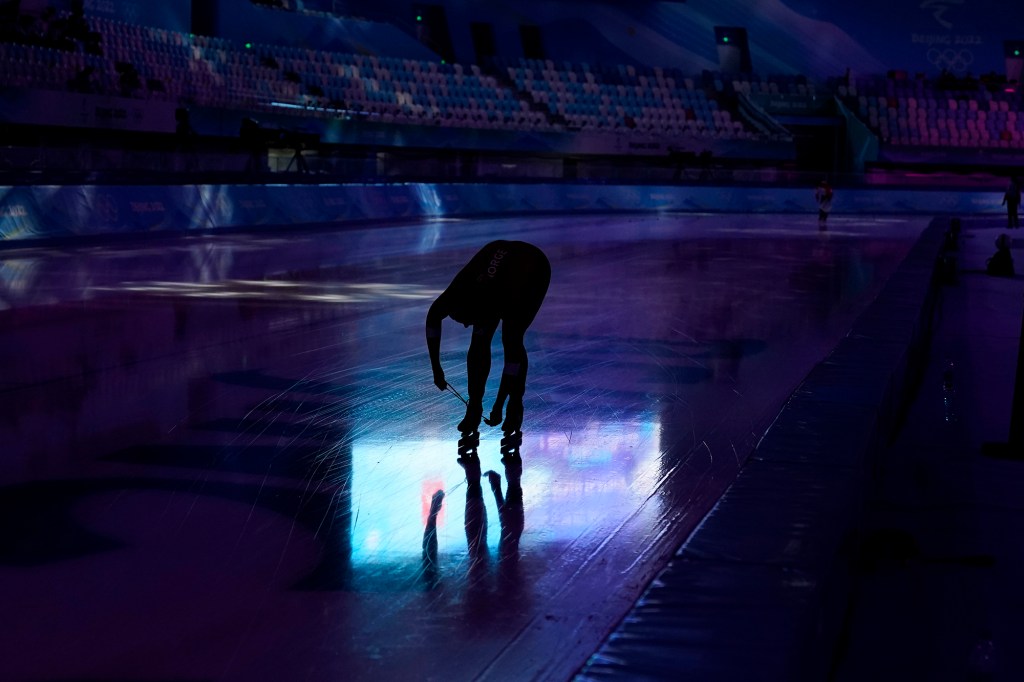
(927, 48, 974, 73)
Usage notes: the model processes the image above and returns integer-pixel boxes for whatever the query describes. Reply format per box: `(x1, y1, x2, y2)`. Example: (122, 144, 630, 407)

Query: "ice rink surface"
(0, 212, 929, 681)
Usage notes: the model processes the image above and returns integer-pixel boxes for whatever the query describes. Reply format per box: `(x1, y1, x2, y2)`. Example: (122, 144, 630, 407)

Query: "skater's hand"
(432, 368, 446, 391)
(484, 407, 503, 427)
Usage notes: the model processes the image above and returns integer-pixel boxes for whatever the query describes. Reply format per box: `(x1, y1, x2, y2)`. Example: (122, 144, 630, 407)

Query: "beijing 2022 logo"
(920, 1, 976, 74)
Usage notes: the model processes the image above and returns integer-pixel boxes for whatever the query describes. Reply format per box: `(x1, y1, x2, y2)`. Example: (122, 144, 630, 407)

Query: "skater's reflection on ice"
(493, 433, 525, 584)
(419, 431, 525, 591)
(458, 431, 491, 591)
(460, 432, 526, 588)
(421, 489, 445, 589)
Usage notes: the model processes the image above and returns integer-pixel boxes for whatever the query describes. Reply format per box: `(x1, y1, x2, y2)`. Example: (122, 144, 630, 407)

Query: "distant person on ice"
(426, 241, 551, 434)
(815, 179, 834, 226)
(1002, 177, 1020, 229)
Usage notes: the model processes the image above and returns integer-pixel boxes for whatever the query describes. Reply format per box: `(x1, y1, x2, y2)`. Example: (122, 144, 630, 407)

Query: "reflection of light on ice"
(536, 419, 658, 467)
(364, 529, 382, 553)
(350, 420, 661, 565)
(351, 437, 462, 564)
(93, 280, 442, 303)
(550, 477, 629, 498)
(525, 420, 662, 534)
(413, 183, 444, 217)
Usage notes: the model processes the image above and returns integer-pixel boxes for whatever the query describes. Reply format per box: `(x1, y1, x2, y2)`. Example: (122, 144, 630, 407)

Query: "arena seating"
(501, 58, 754, 139)
(840, 75, 1024, 149)
(6, 6, 1021, 158)
(727, 73, 819, 98)
(0, 9, 761, 142)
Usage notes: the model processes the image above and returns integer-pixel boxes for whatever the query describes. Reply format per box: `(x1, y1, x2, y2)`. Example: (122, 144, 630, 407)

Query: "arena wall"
(0, 182, 1004, 243)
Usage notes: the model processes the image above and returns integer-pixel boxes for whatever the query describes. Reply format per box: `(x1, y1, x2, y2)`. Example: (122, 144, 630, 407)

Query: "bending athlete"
(426, 240, 551, 434)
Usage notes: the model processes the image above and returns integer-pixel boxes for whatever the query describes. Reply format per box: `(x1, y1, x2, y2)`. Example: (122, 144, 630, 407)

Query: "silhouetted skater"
(815, 179, 834, 226)
(427, 241, 551, 434)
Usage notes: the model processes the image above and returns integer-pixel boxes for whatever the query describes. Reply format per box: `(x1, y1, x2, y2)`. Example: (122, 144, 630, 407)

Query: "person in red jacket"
(426, 240, 551, 434)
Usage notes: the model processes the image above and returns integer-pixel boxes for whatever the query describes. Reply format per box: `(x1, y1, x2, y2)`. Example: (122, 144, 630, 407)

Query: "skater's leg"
(487, 247, 549, 432)
(460, 323, 496, 432)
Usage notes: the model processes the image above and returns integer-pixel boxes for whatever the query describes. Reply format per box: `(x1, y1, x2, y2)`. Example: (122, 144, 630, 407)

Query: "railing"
(0, 134, 1011, 191)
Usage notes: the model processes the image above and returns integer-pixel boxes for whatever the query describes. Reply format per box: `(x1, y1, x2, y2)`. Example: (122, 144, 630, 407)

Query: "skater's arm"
(426, 297, 448, 389)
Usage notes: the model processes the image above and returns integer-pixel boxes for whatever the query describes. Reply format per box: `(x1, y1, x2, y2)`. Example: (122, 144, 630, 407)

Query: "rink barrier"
(576, 218, 947, 681)
(0, 181, 1008, 244)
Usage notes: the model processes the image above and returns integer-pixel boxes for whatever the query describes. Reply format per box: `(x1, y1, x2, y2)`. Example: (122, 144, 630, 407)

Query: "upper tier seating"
(0, 11, 765, 144)
(840, 75, 1024, 149)
(501, 59, 755, 140)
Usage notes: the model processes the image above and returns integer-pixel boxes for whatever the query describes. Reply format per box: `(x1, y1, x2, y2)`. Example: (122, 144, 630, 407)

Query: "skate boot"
(458, 402, 483, 434)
